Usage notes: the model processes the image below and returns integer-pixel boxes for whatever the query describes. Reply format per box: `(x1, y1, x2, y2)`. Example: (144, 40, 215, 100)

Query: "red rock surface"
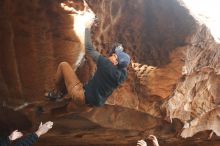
(0, 0, 220, 145)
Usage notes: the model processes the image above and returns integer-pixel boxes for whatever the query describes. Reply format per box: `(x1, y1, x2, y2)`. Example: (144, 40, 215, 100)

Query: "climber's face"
(108, 53, 118, 66)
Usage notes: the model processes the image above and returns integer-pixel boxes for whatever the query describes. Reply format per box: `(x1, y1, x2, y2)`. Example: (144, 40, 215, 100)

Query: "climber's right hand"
(84, 10, 96, 29)
(35, 121, 53, 137)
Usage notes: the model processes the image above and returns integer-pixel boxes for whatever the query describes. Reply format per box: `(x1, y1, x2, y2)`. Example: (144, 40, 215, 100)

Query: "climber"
(45, 14, 130, 109)
(0, 121, 53, 146)
(137, 135, 160, 146)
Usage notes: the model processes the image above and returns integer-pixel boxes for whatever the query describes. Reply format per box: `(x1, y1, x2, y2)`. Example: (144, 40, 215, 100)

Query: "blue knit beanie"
(114, 45, 131, 68)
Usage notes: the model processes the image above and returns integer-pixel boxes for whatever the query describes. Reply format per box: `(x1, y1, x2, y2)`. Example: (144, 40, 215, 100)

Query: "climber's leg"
(67, 73, 85, 105)
(57, 62, 93, 112)
(54, 62, 74, 92)
(58, 62, 94, 113)
(55, 62, 86, 105)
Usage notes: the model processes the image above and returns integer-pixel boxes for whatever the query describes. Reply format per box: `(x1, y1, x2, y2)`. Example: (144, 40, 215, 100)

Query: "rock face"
(164, 25, 220, 138)
(0, 0, 220, 145)
(0, 0, 84, 105)
(87, 0, 196, 116)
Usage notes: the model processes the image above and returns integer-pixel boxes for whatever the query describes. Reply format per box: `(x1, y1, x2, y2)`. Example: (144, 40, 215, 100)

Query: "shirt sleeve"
(85, 28, 100, 63)
(97, 56, 111, 69)
(0, 136, 10, 146)
(13, 133, 38, 146)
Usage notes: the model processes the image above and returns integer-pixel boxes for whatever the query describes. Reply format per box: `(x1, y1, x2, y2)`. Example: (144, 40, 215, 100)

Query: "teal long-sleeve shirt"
(84, 28, 127, 106)
(0, 133, 38, 146)
(84, 28, 100, 63)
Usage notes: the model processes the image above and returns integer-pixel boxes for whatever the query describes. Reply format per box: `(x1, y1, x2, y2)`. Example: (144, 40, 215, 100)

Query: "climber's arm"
(0, 136, 10, 146)
(13, 133, 38, 146)
(85, 28, 100, 63)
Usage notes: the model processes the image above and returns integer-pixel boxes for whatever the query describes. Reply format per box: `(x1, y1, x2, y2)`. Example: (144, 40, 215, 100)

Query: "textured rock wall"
(0, 0, 83, 106)
(164, 25, 220, 138)
(86, 0, 220, 140)
(86, 0, 196, 115)
(1, 0, 220, 145)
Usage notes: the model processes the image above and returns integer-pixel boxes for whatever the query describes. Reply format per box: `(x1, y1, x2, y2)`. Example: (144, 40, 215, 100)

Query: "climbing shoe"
(45, 90, 64, 101)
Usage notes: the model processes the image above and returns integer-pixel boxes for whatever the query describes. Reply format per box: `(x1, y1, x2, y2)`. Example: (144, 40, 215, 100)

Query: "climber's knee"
(69, 82, 85, 105)
(59, 61, 70, 69)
